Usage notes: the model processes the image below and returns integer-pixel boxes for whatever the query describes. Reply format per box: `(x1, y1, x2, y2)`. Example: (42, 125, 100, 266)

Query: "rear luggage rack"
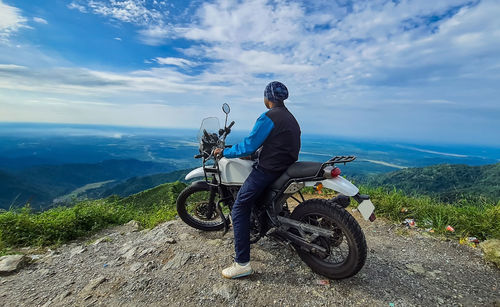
(326, 156, 356, 164)
(315, 156, 356, 177)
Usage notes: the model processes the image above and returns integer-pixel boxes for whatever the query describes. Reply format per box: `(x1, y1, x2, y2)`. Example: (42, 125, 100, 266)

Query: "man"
(214, 81, 301, 279)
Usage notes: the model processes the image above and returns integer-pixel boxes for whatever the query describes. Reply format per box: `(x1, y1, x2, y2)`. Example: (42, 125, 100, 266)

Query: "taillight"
(323, 166, 341, 179)
(331, 167, 341, 177)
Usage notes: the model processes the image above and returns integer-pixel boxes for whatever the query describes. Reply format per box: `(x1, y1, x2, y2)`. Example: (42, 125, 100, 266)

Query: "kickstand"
(216, 201, 230, 236)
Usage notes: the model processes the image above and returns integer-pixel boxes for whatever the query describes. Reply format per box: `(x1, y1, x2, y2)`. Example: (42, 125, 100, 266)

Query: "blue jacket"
(223, 105, 301, 172)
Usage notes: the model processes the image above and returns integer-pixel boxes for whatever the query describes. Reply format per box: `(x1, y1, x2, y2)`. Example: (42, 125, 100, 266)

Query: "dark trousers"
(232, 166, 281, 264)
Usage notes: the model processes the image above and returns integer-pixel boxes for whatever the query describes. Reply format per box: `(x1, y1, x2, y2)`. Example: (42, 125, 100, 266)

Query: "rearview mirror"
(222, 103, 230, 114)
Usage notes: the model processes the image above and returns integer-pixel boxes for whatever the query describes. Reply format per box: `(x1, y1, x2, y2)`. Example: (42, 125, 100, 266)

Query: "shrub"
(0, 182, 186, 252)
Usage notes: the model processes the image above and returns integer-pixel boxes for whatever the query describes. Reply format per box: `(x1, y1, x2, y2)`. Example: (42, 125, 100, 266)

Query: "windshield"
(197, 117, 220, 142)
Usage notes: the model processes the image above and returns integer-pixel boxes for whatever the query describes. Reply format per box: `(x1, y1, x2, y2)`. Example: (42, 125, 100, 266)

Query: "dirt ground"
(0, 210, 498, 307)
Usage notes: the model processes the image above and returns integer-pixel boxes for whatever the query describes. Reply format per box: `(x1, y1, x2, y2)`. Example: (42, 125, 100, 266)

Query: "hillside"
(0, 159, 178, 210)
(363, 162, 500, 203)
(0, 170, 51, 209)
(88, 169, 192, 198)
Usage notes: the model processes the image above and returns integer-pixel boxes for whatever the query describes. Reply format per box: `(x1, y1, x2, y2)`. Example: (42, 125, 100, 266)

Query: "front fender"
(189, 180, 210, 190)
(305, 176, 359, 196)
(185, 167, 205, 180)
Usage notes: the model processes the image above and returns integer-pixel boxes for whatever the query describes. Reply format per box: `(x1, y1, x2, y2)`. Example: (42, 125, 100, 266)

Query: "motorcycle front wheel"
(176, 184, 225, 231)
(290, 198, 367, 279)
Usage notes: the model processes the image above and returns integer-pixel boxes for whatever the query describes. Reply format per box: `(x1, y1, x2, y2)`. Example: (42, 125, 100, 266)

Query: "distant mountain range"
(1, 158, 498, 210)
(106, 163, 500, 204)
(362, 163, 500, 203)
(0, 159, 178, 210)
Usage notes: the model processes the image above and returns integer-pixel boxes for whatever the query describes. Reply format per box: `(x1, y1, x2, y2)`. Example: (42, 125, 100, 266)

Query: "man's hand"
(213, 148, 223, 158)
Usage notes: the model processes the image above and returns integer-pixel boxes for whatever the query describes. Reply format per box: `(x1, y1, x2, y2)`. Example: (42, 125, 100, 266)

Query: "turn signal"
(314, 182, 323, 194)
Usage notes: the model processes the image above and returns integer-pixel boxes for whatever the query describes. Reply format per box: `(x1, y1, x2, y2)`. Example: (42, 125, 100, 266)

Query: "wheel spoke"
(302, 213, 350, 265)
(185, 190, 224, 226)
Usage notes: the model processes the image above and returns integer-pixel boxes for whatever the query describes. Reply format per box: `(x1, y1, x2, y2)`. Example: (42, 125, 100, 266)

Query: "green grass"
(1, 181, 498, 256)
(0, 182, 186, 254)
(360, 186, 499, 240)
(303, 185, 499, 240)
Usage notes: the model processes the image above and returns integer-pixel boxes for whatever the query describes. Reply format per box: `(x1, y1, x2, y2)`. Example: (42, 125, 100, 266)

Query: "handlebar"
(227, 121, 235, 130)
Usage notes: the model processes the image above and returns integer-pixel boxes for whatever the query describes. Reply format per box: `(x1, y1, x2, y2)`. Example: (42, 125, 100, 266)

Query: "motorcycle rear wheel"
(290, 198, 367, 279)
(176, 184, 225, 231)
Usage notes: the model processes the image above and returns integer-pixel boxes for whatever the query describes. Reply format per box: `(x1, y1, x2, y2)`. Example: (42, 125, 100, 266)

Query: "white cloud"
(0, 64, 27, 70)
(33, 17, 48, 25)
(0, 64, 226, 96)
(67, 2, 88, 13)
(0, 0, 28, 41)
(183, 0, 304, 45)
(69, 0, 173, 44)
(137, 25, 172, 45)
(154, 57, 195, 67)
(2, 0, 500, 144)
(71, 0, 167, 25)
(114, 37, 122, 41)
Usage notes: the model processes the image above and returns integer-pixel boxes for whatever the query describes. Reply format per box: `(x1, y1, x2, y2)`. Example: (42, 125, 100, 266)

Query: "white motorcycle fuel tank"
(185, 157, 253, 185)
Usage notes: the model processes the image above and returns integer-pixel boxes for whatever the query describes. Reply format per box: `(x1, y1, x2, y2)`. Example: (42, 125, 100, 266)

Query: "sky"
(0, 0, 499, 146)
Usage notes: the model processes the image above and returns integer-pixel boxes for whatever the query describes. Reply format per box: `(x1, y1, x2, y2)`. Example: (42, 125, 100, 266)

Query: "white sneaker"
(221, 262, 253, 279)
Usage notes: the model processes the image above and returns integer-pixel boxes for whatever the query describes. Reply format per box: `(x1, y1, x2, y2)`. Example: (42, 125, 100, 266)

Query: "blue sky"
(0, 0, 499, 145)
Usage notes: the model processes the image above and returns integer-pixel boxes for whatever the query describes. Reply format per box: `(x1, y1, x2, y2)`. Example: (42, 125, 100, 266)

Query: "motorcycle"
(176, 103, 376, 279)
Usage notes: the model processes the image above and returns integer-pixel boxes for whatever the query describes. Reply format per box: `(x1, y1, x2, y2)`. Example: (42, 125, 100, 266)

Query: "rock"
(165, 237, 176, 244)
(70, 246, 87, 258)
(139, 229, 150, 235)
(58, 290, 72, 301)
(163, 252, 191, 270)
(179, 233, 194, 241)
(480, 239, 500, 268)
(29, 254, 43, 261)
(144, 227, 166, 242)
(122, 246, 138, 261)
(91, 236, 111, 246)
(212, 283, 237, 301)
(207, 239, 223, 246)
(43, 250, 58, 263)
(426, 269, 442, 279)
(406, 263, 426, 275)
(163, 220, 177, 227)
(138, 247, 155, 258)
(109, 257, 124, 267)
(37, 268, 50, 277)
(125, 220, 140, 232)
(145, 261, 157, 272)
(80, 276, 107, 296)
(130, 262, 143, 272)
(253, 249, 275, 261)
(0, 255, 27, 275)
(41, 299, 53, 307)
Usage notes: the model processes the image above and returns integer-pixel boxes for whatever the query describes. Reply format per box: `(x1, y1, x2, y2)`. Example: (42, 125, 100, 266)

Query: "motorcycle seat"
(270, 161, 323, 190)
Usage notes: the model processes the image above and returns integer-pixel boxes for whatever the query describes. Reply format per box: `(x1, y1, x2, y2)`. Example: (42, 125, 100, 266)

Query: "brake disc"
(193, 202, 217, 220)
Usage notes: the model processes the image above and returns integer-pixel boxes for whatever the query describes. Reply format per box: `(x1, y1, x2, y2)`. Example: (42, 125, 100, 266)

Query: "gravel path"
(0, 212, 498, 307)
